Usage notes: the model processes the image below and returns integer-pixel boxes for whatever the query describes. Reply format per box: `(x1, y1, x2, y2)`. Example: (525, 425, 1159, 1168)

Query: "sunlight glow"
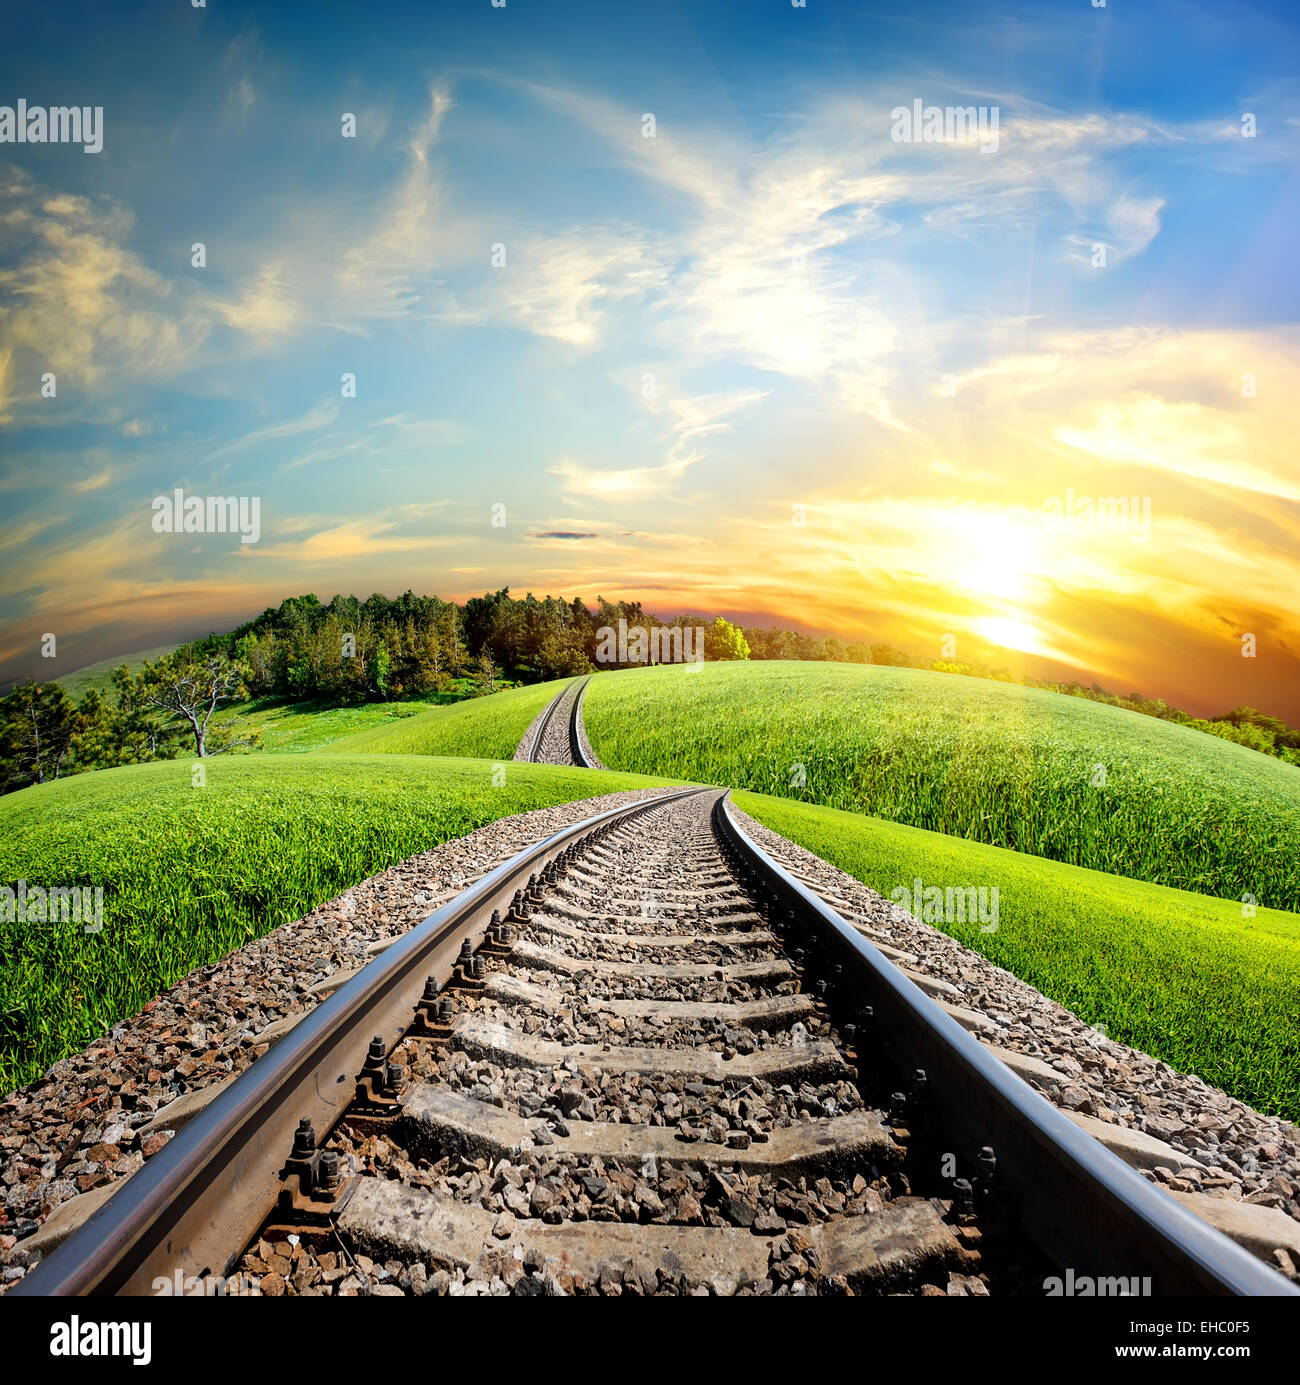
(959, 513, 1046, 601)
(974, 616, 1042, 654)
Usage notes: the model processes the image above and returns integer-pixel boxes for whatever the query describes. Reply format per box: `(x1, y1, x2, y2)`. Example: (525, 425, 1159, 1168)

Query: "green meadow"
(583, 661, 1300, 912)
(5, 662, 1297, 1123)
(212, 695, 430, 751)
(52, 644, 178, 700)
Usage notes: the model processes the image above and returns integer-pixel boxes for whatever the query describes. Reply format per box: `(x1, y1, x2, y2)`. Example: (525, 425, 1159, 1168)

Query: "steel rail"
(16, 785, 704, 1297)
(569, 674, 595, 768)
(713, 791, 1295, 1298)
(524, 677, 569, 762)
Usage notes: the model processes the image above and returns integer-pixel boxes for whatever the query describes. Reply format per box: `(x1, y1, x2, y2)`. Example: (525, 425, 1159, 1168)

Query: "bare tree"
(473, 651, 499, 695)
(137, 652, 248, 757)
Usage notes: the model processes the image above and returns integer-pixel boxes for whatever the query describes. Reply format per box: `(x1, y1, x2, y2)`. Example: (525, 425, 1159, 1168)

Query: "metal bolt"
(458, 938, 473, 962)
(363, 1036, 386, 1072)
(318, 1150, 341, 1191)
(291, 1118, 316, 1158)
(421, 976, 439, 1004)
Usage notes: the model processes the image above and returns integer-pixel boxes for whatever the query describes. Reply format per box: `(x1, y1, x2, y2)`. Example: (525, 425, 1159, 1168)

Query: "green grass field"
(210, 678, 501, 753)
(53, 652, 505, 754)
(737, 792, 1300, 1122)
(212, 696, 429, 751)
(0, 753, 673, 1094)
(321, 678, 572, 761)
(584, 662, 1300, 912)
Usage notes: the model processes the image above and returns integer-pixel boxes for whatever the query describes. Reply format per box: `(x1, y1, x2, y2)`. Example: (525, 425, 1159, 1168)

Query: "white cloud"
(493, 228, 670, 346)
(553, 386, 767, 502)
(550, 453, 699, 502)
(511, 83, 1192, 429)
(204, 397, 341, 463)
(209, 262, 299, 338)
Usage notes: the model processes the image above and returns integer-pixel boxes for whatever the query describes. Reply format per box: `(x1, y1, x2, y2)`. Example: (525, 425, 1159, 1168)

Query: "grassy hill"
(209, 676, 506, 754)
(583, 661, 1300, 912)
(5, 659, 1297, 1118)
(0, 753, 675, 1093)
(50, 644, 178, 700)
(212, 696, 434, 751)
(321, 678, 573, 761)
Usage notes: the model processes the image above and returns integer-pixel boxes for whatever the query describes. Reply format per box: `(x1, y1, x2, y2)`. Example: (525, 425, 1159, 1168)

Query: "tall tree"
(704, 617, 751, 662)
(0, 682, 80, 790)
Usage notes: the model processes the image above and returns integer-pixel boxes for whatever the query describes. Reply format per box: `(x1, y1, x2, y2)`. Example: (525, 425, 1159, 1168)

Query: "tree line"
(2, 586, 1297, 795)
(225, 589, 750, 702)
(0, 590, 752, 791)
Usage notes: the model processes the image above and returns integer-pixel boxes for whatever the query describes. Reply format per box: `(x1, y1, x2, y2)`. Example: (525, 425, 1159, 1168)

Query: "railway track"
(14, 780, 1290, 1297)
(519, 676, 600, 768)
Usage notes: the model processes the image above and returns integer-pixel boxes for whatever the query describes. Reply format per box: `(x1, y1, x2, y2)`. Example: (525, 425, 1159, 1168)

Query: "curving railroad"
(516, 674, 603, 769)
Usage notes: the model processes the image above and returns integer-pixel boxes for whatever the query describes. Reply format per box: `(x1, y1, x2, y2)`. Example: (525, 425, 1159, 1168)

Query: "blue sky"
(2, 0, 1299, 715)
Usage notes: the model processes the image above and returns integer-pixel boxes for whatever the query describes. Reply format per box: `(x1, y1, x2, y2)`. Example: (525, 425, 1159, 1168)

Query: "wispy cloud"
(553, 387, 768, 502)
(491, 227, 670, 346)
(3, 21, 1297, 718)
(205, 397, 341, 462)
(209, 262, 299, 339)
(550, 453, 700, 503)
(329, 83, 453, 329)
